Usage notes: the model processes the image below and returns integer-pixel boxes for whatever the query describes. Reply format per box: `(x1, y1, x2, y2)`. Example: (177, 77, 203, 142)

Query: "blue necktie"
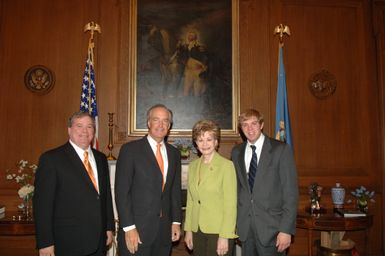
(248, 145, 257, 192)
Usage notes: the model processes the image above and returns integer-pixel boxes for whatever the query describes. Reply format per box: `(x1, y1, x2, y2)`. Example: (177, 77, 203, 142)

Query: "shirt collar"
(69, 140, 91, 155)
(247, 133, 265, 150)
(147, 135, 164, 148)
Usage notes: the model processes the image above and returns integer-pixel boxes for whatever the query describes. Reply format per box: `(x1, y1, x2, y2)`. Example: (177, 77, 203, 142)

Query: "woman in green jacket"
(184, 119, 237, 256)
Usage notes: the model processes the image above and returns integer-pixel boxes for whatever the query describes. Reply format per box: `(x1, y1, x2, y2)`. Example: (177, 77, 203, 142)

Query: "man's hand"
(39, 245, 55, 256)
(184, 231, 193, 250)
(125, 228, 142, 254)
(171, 224, 181, 242)
(106, 230, 114, 246)
(217, 237, 229, 256)
(276, 232, 291, 252)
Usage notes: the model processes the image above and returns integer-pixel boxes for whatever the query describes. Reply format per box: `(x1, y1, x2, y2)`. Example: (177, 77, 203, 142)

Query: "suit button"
(198, 200, 201, 204)
(250, 199, 253, 203)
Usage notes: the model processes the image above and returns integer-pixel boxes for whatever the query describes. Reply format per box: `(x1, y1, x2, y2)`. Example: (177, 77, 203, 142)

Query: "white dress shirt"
(69, 140, 99, 191)
(244, 133, 265, 173)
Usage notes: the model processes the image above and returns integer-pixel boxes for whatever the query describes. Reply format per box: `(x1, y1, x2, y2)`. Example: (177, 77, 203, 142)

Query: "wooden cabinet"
(0, 212, 36, 256)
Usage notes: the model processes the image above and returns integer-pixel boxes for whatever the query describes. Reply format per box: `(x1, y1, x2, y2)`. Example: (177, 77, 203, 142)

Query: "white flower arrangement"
(6, 160, 37, 201)
(18, 184, 35, 199)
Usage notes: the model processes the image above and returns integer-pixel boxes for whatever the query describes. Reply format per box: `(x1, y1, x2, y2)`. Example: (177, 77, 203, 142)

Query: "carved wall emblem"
(308, 70, 336, 99)
(24, 65, 55, 95)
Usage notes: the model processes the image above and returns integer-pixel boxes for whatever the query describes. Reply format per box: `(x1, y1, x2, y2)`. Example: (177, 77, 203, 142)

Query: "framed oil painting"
(127, 0, 239, 136)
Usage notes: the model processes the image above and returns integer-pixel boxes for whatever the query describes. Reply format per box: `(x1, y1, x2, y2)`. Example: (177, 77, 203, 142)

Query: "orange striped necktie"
(156, 143, 165, 190)
(83, 151, 99, 193)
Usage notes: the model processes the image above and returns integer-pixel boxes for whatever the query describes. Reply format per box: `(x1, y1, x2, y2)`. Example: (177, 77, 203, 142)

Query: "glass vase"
(357, 199, 368, 213)
(180, 149, 190, 160)
(22, 196, 33, 219)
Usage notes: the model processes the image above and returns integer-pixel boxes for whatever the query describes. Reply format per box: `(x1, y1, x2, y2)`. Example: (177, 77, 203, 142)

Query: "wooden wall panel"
(238, 0, 273, 130)
(283, 0, 380, 183)
(374, 0, 385, 251)
(0, 0, 119, 209)
(280, 0, 382, 254)
(0, 0, 383, 255)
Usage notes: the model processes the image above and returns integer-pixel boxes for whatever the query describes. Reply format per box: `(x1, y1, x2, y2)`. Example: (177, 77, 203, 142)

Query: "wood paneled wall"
(0, 0, 384, 255)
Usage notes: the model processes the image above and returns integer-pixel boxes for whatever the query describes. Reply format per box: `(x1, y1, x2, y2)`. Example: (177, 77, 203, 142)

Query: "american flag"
(80, 45, 99, 149)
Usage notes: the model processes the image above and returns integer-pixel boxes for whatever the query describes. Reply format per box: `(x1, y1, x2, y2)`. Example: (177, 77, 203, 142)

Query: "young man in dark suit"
(231, 109, 299, 255)
(115, 104, 182, 256)
(33, 111, 115, 256)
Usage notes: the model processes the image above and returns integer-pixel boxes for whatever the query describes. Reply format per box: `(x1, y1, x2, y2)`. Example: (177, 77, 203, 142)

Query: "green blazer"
(184, 152, 237, 239)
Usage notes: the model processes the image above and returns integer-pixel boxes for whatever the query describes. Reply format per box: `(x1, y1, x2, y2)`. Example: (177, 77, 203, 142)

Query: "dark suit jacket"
(33, 142, 114, 256)
(231, 136, 299, 246)
(115, 136, 182, 247)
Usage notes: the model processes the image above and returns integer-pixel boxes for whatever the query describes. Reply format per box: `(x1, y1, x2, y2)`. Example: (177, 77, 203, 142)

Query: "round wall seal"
(24, 65, 55, 95)
(308, 70, 336, 99)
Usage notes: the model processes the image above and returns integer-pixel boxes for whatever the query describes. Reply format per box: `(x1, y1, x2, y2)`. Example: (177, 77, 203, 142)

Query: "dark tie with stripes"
(248, 145, 257, 192)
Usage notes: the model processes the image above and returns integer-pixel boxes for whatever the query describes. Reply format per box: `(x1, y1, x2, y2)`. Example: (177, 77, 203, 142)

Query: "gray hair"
(146, 104, 173, 125)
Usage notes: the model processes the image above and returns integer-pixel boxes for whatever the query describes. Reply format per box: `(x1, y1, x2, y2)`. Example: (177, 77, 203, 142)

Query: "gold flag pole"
(107, 113, 117, 160)
(83, 22, 101, 114)
(274, 24, 291, 73)
(84, 22, 101, 47)
(273, 24, 290, 48)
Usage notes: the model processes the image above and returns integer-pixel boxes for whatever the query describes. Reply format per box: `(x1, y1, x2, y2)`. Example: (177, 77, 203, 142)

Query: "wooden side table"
(0, 211, 35, 235)
(0, 212, 36, 256)
(296, 210, 373, 256)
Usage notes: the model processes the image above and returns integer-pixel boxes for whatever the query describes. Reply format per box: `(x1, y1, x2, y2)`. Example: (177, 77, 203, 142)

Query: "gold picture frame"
(119, 0, 239, 139)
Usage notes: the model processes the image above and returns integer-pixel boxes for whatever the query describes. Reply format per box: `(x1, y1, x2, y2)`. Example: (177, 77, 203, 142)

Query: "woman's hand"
(217, 237, 228, 255)
(184, 231, 193, 250)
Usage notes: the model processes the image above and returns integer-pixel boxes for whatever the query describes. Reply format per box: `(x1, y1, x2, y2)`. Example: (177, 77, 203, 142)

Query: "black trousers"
(192, 228, 234, 256)
(118, 219, 171, 256)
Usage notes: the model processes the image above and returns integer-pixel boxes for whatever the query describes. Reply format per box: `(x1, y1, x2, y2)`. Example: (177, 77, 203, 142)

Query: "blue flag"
(275, 46, 293, 147)
(80, 45, 99, 149)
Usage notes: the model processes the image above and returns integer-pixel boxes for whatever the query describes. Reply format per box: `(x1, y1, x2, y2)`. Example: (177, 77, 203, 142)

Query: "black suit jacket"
(33, 142, 114, 256)
(115, 136, 181, 246)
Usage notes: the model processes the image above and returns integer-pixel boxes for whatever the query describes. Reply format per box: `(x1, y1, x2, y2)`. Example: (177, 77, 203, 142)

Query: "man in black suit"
(33, 111, 115, 256)
(115, 104, 182, 256)
(231, 109, 298, 255)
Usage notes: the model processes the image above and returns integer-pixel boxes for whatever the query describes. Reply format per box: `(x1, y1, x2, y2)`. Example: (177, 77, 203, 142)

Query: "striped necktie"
(248, 145, 257, 192)
(83, 151, 98, 193)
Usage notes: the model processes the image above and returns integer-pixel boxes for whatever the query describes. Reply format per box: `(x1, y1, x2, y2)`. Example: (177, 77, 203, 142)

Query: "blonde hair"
(192, 119, 220, 142)
(238, 109, 264, 129)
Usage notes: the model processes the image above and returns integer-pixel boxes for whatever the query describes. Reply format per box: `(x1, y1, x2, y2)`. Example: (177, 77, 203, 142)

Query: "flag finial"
(274, 24, 290, 46)
(84, 22, 101, 44)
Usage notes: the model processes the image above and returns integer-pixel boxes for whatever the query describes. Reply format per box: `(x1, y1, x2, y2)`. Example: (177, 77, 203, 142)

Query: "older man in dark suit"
(33, 111, 114, 256)
(231, 109, 299, 255)
(115, 104, 181, 256)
